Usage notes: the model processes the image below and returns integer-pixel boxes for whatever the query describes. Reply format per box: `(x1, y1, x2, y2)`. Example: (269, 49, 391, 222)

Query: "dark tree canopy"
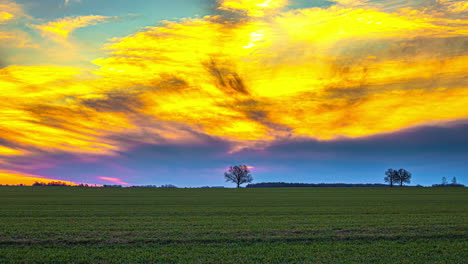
(395, 168, 412, 187)
(224, 165, 253, 188)
(384, 169, 397, 187)
(385, 168, 412, 187)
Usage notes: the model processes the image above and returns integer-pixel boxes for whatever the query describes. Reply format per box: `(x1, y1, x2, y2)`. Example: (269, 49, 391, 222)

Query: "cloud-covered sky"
(0, 0, 467, 186)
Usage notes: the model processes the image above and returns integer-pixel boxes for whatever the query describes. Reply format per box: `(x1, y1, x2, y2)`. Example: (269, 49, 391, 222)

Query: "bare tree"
(395, 169, 412, 187)
(224, 165, 253, 188)
(451, 177, 457, 185)
(442, 177, 448, 185)
(384, 169, 397, 187)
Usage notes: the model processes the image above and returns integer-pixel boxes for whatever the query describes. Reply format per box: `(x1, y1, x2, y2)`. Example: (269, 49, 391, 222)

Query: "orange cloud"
(0, 170, 78, 186)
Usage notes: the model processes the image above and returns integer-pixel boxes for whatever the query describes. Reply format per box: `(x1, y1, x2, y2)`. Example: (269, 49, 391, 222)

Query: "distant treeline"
(129, 184, 178, 188)
(432, 183, 465, 187)
(32, 182, 77, 187)
(1, 182, 465, 188)
(247, 182, 409, 188)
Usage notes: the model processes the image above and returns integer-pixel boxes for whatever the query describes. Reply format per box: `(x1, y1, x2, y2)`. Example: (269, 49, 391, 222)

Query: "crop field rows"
(0, 187, 466, 263)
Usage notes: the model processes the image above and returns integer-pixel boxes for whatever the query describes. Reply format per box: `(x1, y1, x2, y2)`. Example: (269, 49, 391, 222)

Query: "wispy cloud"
(34, 15, 109, 44)
(0, 1, 22, 23)
(98, 176, 130, 185)
(0, 1, 37, 49)
(0, 30, 37, 48)
(64, 0, 81, 6)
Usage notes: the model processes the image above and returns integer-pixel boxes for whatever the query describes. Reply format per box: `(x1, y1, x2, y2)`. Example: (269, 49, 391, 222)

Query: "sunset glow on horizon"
(0, 0, 467, 186)
(0, 170, 78, 186)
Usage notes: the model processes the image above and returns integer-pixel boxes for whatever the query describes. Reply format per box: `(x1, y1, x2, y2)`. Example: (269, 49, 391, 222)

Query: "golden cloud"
(92, 1, 467, 144)
(440, 0, 468, 13)
(218, 0, 288, 17)
(0, 11, 14, 23)
(0, 1, 22, 23)
(34, 15, 109, 44)
(0, 1, 36, 49)
(0, 170, 78, 185)
(0, 65, 133, 155)
(0, 146, 23, 156)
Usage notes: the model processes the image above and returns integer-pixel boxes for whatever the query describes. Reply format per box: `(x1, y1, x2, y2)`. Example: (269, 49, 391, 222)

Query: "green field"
(0, 187, 466, 263)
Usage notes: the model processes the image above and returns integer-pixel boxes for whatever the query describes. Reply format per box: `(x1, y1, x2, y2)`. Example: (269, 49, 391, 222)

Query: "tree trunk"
(237, 183, 240, 188)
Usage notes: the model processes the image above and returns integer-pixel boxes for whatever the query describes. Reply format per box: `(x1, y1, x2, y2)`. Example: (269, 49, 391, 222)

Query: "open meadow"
(0, 187, 466, 263)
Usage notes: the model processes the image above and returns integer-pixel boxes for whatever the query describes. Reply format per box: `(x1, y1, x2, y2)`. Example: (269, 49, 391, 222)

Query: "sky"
(0, 0, 467, 187)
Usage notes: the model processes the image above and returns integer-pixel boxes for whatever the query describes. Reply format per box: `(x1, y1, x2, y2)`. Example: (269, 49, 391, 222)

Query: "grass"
(0, 187, 466, 263)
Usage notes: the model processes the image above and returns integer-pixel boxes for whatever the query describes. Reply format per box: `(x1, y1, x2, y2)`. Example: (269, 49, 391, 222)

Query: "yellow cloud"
(91, 2, 466, 145)
(34, 15, 109, 44)
(219, 0, 288, 17)
(0, 1, 22, 23)
(0, 11, 14, 23)
(439, 0, 468, 13)
(267, 84, 468, 140)
(0, 146, 24, 156)
(0, 65, 134, 155)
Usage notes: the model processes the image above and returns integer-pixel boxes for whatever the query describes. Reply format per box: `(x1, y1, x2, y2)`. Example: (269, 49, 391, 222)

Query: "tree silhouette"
(384, 169, 397, 187)
(224, 165, 253, 188)
(442, 177, 448, 185)
(395, 169, 412, 187)
(451, 177, 457, 185)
